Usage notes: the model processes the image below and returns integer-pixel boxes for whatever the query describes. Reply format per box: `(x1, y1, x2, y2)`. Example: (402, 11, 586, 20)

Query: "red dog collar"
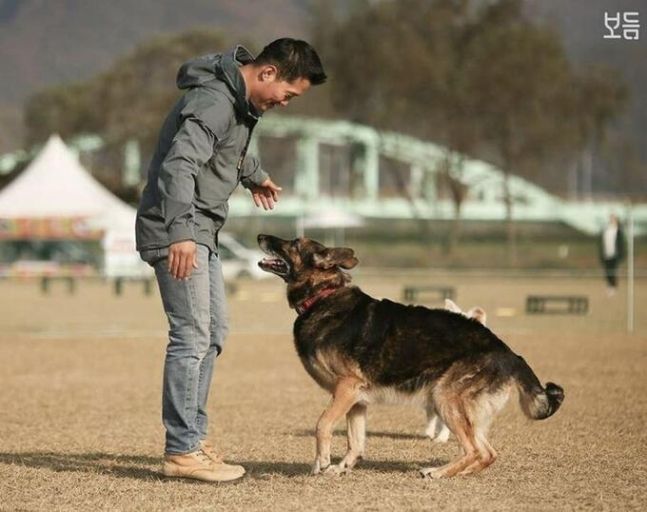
(296, 287, 339, 315)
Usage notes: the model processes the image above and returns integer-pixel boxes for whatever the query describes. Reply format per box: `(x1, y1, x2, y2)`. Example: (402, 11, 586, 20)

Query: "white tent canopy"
(0, 134, 150, 277)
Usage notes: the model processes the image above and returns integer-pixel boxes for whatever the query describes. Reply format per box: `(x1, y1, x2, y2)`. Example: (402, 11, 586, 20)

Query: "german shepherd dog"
(257, 235, 564, 478)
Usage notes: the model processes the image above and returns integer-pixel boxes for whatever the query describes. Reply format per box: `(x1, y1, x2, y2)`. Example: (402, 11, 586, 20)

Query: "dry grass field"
(1, 271, 646, 511)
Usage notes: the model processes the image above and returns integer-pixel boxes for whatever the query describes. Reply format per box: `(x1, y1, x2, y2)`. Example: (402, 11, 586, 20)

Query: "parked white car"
(218, 232, 268, 281)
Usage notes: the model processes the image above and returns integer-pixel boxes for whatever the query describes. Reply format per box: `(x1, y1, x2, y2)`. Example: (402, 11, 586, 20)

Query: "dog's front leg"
(312, 377, 363, 475)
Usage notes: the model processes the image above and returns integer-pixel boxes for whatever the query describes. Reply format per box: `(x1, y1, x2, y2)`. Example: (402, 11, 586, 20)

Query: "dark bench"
(113, 277, 237, 297)
(40, 276, 76, 295)
(113, 277, 155, 296)
(403, 285, 455, 303)
(526, 295, 588, 315)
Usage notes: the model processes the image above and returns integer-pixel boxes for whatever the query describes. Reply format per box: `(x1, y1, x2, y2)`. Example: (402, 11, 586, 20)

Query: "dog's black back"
(294, 286, 515, 391)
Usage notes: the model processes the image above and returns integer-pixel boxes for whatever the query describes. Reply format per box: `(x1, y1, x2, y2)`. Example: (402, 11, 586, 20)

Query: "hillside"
(0, 0, 308, 103)
(0, 0, 645, 195)
(0, 0, 308, 151)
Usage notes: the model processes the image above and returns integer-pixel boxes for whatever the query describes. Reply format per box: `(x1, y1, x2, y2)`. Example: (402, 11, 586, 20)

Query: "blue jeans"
(142, 244, 229, 454)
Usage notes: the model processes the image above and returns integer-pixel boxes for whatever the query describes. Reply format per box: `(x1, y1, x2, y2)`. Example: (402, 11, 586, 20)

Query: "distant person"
(135, 38, 326, 482)
(598, 213, 625, 296)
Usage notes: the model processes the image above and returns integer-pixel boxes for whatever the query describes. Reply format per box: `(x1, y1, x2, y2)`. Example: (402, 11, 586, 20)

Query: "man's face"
(250, 66, 311, 112)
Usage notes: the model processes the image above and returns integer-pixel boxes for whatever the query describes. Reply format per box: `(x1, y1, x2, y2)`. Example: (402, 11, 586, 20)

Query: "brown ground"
(0, 272, 646, 511)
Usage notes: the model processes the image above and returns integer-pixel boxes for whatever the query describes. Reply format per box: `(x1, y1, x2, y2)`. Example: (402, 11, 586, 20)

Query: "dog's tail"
(512, 355, 564, 420)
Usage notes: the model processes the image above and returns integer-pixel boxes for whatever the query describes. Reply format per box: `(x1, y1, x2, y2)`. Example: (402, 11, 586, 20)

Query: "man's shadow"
(0, 452, 308, 480)
(0, 452, 162, 481)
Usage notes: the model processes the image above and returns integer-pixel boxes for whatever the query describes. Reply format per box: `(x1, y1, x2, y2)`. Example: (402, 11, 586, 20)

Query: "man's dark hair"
(255, 38, 327, 85)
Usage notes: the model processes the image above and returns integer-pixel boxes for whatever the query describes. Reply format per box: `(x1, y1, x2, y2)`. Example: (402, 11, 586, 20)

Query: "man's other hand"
(251, 178, 282, 210)
(168, 240, 198, 280)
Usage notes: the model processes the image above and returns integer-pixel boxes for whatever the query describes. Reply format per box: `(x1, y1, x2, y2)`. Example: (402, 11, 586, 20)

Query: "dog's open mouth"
(258, 256, 289, 276)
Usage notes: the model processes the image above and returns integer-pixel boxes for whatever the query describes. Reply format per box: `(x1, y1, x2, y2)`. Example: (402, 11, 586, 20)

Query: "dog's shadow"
(0, 451, 312, 481)
(293, 428, 426, 441)
(284, 430, 447, 473)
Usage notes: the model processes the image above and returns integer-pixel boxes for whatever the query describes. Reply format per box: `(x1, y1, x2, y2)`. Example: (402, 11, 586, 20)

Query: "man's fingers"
(181, 253, 193, 280)
(262, 192, 274, 210)
(252, 191, 261, 208)
(264, 178, 282, 191)
(265, 188, 276, 209)
(251, 183, 282, 209)
(168, 252, 178, 279)
(168, 241, 197, 280)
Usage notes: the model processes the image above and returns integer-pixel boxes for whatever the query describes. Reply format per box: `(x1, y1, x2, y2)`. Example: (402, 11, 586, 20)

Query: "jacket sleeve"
(158, 117, 215, 244)
(240, 153, 269, 189)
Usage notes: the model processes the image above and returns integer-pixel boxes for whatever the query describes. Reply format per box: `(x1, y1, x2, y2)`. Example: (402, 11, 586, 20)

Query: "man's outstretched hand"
(251, 178, 282, 210)
(168, 240, 198, 280)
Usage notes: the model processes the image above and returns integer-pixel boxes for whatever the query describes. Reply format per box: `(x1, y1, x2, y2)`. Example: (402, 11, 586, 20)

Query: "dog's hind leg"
(336, 403, 367, 472)
(424, 404, 450, 443)
(458, 434, 498, 476)
(421, 394, 481, 479)
(313, 377, 363, 475)
(457, 388, 508, 475)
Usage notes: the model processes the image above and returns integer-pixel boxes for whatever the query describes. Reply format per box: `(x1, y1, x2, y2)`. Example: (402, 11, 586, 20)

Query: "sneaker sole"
(161, 468, 246, 484)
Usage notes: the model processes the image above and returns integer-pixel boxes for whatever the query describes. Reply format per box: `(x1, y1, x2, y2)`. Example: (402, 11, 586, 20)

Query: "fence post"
(627, 205, 634, 333)
(114, 277, 123, 296)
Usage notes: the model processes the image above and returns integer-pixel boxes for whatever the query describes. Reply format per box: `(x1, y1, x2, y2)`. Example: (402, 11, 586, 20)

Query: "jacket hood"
(176, 45, 259, 119)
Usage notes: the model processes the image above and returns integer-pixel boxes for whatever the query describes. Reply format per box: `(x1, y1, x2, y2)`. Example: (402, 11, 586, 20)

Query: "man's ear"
(259, 64, 278, 82)
(312, 248, 358, 270)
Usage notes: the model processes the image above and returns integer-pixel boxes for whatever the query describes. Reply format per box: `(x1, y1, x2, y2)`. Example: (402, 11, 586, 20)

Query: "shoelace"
(194, 449, 212, 464)
(201, 443, 223, 462)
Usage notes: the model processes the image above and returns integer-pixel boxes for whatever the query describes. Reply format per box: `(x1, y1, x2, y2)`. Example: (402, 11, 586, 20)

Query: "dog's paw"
(425, 421, 451, 443)
(430, 428, 451, 444)
(311, 458, 330, 475)
(323, 463, 349, 476)
(420, 467, 444, 479)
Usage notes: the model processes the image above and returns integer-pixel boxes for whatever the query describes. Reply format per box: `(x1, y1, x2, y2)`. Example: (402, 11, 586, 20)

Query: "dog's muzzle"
(258, 257, 289, 275)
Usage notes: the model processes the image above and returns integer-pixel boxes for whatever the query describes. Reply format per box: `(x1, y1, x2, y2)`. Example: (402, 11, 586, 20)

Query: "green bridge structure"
(230, 116, 647, 236)
(2, 115, 645, 235)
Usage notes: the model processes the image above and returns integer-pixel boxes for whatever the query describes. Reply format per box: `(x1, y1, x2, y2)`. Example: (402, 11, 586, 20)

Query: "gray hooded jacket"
(135, 45, 268, 255)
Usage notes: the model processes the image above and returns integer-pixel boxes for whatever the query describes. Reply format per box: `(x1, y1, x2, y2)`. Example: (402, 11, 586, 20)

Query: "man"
(135, 38, 326, 482)
(598, 213, 626, 296)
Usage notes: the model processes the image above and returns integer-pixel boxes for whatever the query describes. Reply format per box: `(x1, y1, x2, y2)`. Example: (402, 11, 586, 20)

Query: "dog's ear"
(312, 247, 358, 270)
(445, 299, 487, 326)
(444, 299, 462, 314)
(467, 306, 487, 326)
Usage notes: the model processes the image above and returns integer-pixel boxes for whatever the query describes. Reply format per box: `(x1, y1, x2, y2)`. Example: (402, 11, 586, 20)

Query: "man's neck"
(239, 64, 255, 100)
